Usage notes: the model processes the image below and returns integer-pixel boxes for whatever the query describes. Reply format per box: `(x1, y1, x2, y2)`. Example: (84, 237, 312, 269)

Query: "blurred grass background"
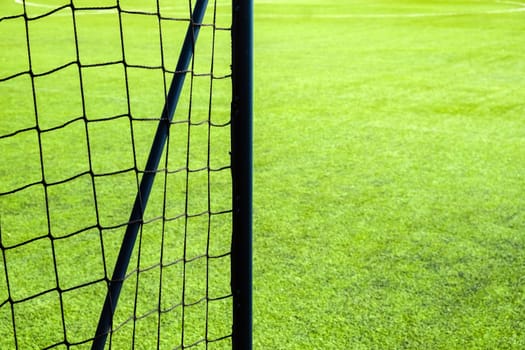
(253, 0, 525, 348)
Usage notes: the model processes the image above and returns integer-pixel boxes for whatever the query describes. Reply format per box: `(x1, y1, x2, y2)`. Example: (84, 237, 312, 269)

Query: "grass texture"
(1, 0, 525, 349)
(253, 0, 525, 348)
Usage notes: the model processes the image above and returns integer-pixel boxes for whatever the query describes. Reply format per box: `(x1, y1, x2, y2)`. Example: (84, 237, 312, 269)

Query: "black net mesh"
(0, 0, 233, 348)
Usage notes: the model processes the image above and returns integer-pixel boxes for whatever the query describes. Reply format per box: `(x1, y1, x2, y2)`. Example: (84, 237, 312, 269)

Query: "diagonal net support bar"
(91, 0, 209, 347)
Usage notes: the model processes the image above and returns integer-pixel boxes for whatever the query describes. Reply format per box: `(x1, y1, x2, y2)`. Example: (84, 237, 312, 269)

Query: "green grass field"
(1, 0, 525, 349)
(253, 0, 525, 348)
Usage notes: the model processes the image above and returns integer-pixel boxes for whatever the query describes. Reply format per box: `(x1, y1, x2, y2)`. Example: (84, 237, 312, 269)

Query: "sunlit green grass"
(253, 0, 525, 349)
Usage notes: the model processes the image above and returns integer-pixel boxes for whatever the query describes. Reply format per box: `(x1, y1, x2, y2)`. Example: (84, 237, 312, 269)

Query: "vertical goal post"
(231, 0, 253, 349)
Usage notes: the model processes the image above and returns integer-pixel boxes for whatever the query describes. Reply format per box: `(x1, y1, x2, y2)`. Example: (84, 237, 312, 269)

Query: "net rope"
(0, 0, 233, 348)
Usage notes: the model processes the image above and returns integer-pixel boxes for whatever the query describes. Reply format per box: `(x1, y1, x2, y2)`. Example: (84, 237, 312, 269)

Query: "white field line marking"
(498, 0, 525, 5)
(13, 0, 230, 16)
(15, 0, 55, 8)
(14, 0, 116, 15)
(257, 0, 525, 19)
(12, 0, 525, 18)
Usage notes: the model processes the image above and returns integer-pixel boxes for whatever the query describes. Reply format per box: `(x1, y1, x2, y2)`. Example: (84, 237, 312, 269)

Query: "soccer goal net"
(0, 0, 252, 349)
